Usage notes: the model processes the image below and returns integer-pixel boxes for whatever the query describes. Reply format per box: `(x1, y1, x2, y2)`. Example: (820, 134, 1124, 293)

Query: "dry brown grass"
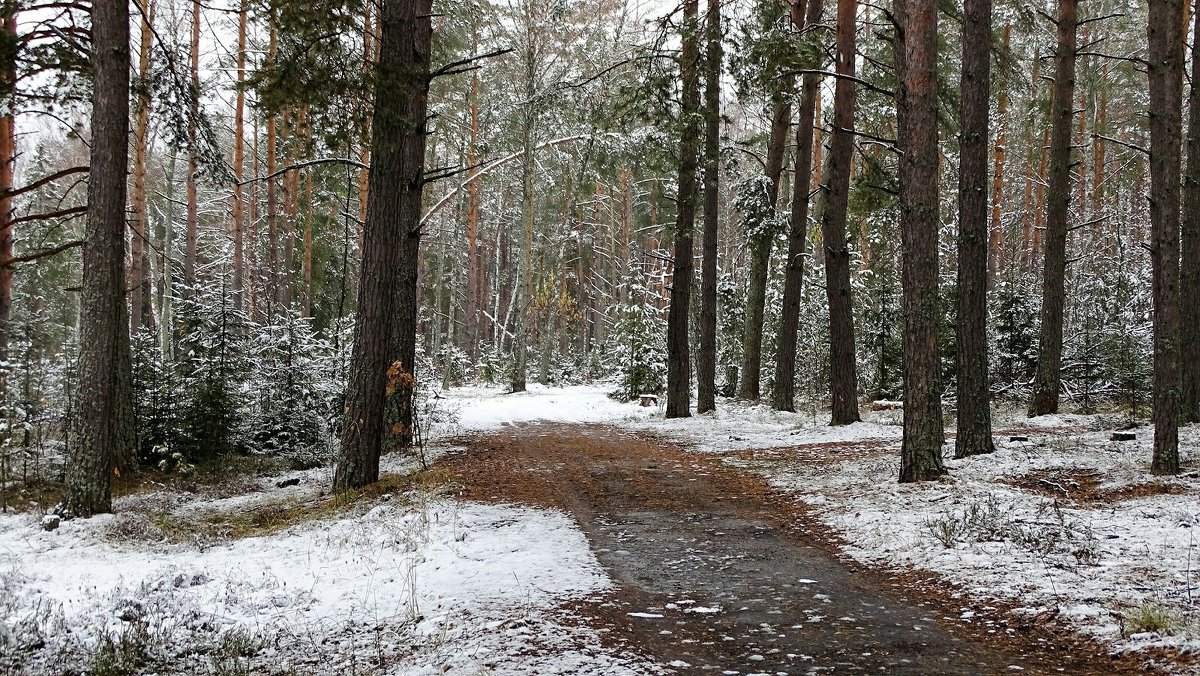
(109, 464, 456, 545)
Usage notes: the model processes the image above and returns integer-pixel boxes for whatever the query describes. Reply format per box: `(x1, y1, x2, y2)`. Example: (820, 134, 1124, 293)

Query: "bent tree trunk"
(335, 0, 432, 491)
(821, 0, 861, 425)
(954, 0, 995, 458)
(64, 0, 133, 516)
(1147, 0, 1183, 475)
(666, 0, 701, 418)
(1028, 0, 1077, 417)
(774, 0, 825, 412)
(896, 0, 946, 483)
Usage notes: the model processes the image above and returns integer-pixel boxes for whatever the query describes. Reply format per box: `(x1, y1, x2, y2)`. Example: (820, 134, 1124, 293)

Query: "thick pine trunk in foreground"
(896, 0, 946, 483)
(774, 0, 825, 412)
(821, 0, 861, 425)
(697, 0, 720, 414)
(1028, 0, 1077, 417)
(1181, 2, 1200, 424)
(1147, 0, 1183, 475)
(336, 0, 432, 490)
(64, 0, 133, 516)
(383, 0, 431, 452)
(954, 0, 995, 459)
(665, 0, 701, 419)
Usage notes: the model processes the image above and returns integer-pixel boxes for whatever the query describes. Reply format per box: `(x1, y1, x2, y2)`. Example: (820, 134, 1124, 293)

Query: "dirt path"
(443, 424, 1165, 675)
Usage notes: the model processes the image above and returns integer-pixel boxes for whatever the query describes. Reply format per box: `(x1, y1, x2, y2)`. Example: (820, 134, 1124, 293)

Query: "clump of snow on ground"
(0, 464, 650, 674)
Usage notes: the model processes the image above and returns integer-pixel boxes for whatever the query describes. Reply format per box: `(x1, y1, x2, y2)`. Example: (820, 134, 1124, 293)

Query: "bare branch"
(9, 205, 87, 227)
(1092, 133, 1148, 156)
(430, 48, 513, 80)
(2, 239, 83, 267)
(2, 166, 89, 200)
(238, 157, 368, 186)
(780, 68, 894, 97)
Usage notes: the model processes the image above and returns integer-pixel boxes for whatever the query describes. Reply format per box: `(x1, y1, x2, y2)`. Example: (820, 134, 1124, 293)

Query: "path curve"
(443, 423, 1165, 675)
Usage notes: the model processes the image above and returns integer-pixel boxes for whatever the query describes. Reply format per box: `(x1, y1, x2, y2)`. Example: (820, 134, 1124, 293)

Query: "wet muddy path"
(443, 424, 1159, 675)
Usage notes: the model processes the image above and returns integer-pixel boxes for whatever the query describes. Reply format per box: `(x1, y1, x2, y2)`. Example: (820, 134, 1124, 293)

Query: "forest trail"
(443, 424, 1163, 675)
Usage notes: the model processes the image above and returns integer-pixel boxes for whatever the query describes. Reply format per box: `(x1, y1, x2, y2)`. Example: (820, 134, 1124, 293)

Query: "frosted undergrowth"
(762, 424, 1200, 655)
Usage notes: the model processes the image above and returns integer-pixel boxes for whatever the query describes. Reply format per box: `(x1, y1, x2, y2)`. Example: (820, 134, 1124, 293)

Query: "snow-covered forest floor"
(1, 383, 1197, 673)
(0, 412, 651, 674)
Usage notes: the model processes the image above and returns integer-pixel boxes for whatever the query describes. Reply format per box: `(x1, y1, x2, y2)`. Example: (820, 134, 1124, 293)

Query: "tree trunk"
(129, 0, 155, 334)
(301, 110, 313, 317)
(0, 11, 15, 413)
(988, 23, 1010, 280)
(64, 0, 132, 516)
(774, 0, 824, 412)
(1147, 0, 1183, 475)
(821, 0, 861, 425)
(1020, 58, 1041, 268)
(231, 0, 247, 314)
(336, 0, 432, 490)
(510, 103, 533, 393)
(953, 0, 995, 458)
(665, 0, 701, 418)
(248, 120, 259, 319)
(358, 0, 374, 251)
(464, 24, 482, 362)
(738, 75, 793, 401)
(184, 0, 200, 296)
(160, 152, 176, 358)
(896, 0, 946, 483)
(697, 0, 721, 414)
(1028, 0, 1077, 417)
(1093, 63, 1107, 224)
(1181, 1, 1200, 423)
(281, 110, 298, 311)
(266, 22, 279, 316)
